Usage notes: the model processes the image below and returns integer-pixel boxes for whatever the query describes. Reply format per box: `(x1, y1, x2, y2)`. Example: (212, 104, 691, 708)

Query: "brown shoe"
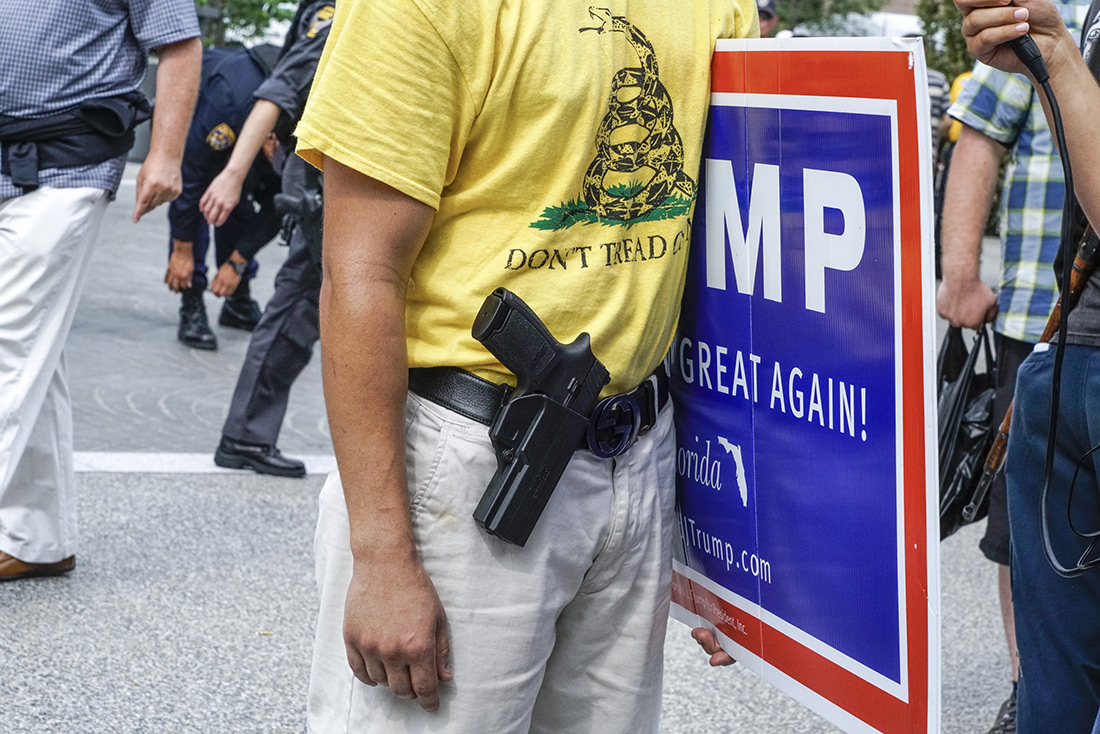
(0, 551, 75, 581)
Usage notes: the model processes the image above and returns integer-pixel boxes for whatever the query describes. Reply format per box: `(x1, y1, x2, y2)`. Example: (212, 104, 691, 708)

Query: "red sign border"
(672, 42, 934, 734)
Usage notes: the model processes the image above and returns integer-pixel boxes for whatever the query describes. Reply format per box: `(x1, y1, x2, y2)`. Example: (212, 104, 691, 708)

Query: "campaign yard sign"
(670, 38, 940, 733)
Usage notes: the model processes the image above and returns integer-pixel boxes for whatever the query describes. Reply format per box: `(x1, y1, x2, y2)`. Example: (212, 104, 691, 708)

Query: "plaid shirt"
(947, 0, 1092, 344)
(0, 0, 199, 199)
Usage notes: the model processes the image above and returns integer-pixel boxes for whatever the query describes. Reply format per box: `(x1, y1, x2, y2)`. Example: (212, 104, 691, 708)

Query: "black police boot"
(178, 289, 217, 350)
(219, 279, 262, 331)
(214, 436, 307, 478)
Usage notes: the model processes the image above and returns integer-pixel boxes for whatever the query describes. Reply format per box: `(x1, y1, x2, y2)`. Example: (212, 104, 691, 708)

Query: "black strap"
(0, 92, 151, 189)
(408, 363, 670, 437)
(408, 367, 508, 426)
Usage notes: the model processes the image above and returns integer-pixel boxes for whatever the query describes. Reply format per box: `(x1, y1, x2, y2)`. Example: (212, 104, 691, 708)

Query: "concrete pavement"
(0, 167, 1011, 732)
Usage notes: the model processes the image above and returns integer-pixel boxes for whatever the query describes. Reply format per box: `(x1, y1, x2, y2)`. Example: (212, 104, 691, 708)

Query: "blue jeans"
(1008, 344, 1100, 732)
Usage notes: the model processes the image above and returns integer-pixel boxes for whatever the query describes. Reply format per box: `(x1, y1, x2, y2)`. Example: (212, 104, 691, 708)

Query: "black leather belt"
(408, 363, 670, 458)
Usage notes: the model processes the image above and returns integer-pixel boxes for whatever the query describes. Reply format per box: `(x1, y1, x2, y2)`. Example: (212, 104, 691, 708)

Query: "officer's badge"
(206, 123, 237, 151)
(306, 6, 335, 38)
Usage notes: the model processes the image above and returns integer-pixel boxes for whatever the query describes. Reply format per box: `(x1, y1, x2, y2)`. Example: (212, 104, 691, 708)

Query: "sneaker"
(986, 683, 1017, 734)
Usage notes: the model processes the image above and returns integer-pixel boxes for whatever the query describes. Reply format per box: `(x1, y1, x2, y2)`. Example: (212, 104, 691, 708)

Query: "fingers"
(691, 627, 738, 667)
(347, 649, 376, 686)
(349, 638, 448, 712)
(692, 627, 719, 654)
(961, 6, 1030, 52)
(208, 204, 231, 228)
(201, 201, 231, 228)
(133, 185, 180, 222)
(985, 302, 999, 324)
(165, 275, 190, 292)
(954, 0, 1016, 13)
(708, 649, 738, 667)
(386, 665, 416, 701)
(132, 191, 154, 223)
(435, 621, 453, 683)
(198, 190, 220, 227)
(198, 182, 237, 228)
(410, 663, 441, 712)
(210, 268, 240, 297)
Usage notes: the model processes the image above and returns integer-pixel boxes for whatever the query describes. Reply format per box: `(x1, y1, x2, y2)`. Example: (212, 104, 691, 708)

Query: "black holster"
(0, 91, 152, 189)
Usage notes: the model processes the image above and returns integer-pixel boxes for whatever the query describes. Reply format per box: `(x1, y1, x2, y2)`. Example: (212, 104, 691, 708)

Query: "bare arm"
(320, 156, 452, 712)
(936, 124, 1006, 328)
(199, 100, 282, 227)
(133, 37, 201, 222)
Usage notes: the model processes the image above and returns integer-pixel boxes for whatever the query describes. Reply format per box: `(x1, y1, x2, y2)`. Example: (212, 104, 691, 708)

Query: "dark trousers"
(1007, 344, 1100, 732)
(220, 154, 321, 445)
(980, 333, 1034, 565)
(219, 218, 320, 446)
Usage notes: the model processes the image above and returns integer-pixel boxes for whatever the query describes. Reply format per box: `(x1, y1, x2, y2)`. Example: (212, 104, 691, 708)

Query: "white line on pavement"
(73, 451, 336, 475)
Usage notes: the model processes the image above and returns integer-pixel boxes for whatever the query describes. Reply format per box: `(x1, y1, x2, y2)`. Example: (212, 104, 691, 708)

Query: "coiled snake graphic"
(580, 7, 696, 222)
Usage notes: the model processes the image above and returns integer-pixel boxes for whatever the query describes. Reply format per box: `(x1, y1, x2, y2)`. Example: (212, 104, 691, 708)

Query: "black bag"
(938, 325, 997, 539)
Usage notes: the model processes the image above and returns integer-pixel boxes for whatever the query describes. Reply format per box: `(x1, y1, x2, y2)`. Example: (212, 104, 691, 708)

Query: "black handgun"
(274, 190, 324, 265)
(472, 288, 610, 546)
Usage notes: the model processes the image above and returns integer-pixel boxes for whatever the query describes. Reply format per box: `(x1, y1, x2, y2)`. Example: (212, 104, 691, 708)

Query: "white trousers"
(308, 392, 677, 734)
(0, 186, 109, 563)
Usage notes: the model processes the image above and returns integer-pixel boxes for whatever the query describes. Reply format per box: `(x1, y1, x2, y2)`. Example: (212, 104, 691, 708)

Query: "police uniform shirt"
(168, 47, 280, 250)
(254, 0, 337, 143)
(0, 0, 200, 198)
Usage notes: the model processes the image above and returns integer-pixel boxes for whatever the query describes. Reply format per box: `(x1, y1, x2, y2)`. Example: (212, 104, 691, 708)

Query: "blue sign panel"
(674, 99, 902, 681)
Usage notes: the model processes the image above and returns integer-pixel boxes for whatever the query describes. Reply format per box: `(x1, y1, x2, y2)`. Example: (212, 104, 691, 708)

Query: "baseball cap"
(757, 0, 776, 20)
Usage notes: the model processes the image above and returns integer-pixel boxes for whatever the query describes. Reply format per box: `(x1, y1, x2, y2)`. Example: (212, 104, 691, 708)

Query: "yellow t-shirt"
(946, 71, 972, 144)
(296, 1, 758, 395)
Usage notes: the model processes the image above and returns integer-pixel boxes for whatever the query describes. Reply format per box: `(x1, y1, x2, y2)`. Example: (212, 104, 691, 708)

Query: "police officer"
(200, 1, 334, 476)
(168, 45, 283, 350)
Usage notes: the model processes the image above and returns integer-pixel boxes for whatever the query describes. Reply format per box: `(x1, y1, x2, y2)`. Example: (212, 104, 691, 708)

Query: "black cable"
(1031, 77, 1100, 577)
(1009, 35, 1051, 84)
(1065, 444, 1100, 539)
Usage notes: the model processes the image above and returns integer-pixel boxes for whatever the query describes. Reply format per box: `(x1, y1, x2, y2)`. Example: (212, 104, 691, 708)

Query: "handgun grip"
(274, 193, 304, 218)
(473, 288, 558, 383)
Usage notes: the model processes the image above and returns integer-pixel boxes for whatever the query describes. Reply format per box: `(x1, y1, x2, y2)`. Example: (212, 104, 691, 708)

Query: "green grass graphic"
(530, 185, 695, 231)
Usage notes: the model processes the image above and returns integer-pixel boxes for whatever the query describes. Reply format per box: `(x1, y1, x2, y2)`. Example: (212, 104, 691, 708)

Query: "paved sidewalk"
(0, 172, 1011, 732)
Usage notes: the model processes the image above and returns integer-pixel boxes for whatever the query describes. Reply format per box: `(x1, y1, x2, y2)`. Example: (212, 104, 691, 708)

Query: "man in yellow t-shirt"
(296, 2, 756, 731)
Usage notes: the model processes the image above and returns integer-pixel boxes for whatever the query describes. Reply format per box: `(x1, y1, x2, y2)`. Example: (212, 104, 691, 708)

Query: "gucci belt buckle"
(586, 392, 642, 458)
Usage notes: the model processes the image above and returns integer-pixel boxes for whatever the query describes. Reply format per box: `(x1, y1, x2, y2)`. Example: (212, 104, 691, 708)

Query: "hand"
(692, 627, 737, 667)
(133, 151, 183, 222)
(199, 168, 245, 228)
(210, 262, 243, 297)
(936, 276, 998, 330)
(262, 132, 279, 164)
(165, 240, 195, 292)
(955, 0, 1076, 77)
(343, 556, 452, 712)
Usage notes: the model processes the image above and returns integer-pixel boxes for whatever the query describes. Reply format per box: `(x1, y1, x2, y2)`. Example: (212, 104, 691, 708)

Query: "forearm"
(940, 126, 1005, 282)
(222, 100, 282, 182)
(149, 38, 202, 165)
(320, 157, 435, 564)
(321, 274, 418, 561)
